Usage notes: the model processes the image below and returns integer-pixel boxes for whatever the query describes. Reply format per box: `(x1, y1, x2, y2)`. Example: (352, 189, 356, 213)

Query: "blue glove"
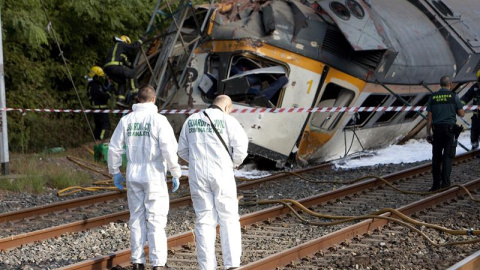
(113, 173, 126, 190)
(172, 177, 180, 192)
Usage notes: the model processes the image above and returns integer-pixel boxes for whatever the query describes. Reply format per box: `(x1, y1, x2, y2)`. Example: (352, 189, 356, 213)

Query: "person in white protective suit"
(178, 95, 249, 270)
(108, 85, 182, 270)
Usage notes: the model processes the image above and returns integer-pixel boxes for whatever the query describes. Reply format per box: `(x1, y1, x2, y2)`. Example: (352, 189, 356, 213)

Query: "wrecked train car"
(136, 0, 480, 166)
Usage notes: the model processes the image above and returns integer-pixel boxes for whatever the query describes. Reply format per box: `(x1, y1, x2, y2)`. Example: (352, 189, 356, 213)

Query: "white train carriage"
(137, 0, 480, 166)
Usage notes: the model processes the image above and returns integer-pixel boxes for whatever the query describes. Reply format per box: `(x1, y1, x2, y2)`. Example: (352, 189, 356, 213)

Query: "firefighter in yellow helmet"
(103, 35, 145, 107)
(87, 66, 111, 141)
(460, 70, 480, 150)
(88, 66, 105, 78)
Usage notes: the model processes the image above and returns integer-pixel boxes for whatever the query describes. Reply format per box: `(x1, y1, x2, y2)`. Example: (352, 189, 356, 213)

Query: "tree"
(1, 0, 157, 151)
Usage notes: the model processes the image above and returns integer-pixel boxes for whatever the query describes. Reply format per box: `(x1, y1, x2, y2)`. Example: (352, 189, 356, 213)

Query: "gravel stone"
(1, 160, 477, 269)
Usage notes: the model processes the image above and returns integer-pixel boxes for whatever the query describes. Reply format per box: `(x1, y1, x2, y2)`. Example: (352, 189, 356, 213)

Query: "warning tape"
(1, 105, 479, 114)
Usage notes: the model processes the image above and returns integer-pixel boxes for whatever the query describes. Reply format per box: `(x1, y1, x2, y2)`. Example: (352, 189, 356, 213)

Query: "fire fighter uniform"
(104, 36, 143, 106)
(87, 71, 111, 140)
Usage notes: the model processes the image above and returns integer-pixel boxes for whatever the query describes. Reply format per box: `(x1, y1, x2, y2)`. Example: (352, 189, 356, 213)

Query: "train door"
(297, 68, 365, 162)
(220, 53, 325, 166)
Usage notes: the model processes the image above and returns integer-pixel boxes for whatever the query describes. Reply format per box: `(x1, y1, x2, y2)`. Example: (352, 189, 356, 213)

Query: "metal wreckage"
(131, 0, 480, 167)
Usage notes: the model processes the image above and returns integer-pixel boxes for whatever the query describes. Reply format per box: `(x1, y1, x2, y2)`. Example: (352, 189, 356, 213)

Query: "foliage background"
(1, 0, 158, 152)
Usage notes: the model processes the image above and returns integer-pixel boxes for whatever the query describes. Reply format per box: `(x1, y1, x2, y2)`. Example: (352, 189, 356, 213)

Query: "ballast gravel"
(0, 160, 458, 270)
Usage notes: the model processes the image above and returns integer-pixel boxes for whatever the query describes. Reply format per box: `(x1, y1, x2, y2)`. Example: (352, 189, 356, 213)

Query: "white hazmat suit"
(108, 102, 182, 267)
(178, 106, 249, 270)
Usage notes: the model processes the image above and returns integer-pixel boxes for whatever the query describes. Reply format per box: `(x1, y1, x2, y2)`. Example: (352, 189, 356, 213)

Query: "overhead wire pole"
(146, 0, 163, 34)
(164, 0, 215, 109)
(132, 0, 162, 67)
(39, 0, 97, 145)
(156, 0, 214, 110)
(0, 8, 10, 175)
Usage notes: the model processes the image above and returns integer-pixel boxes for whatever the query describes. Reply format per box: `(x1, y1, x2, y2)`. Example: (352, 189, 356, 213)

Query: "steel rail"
(0, 162, 331, 250)
(0, 211, 130, 251)
(237, 178, 480, 270)
(0, 191, 125, 223)
(235, 162, 331, 190)
(0, 161, 331, 224)
(446, 250, 480, 270)
(0, 195, 191, 251)
(57, 151, 477, 270)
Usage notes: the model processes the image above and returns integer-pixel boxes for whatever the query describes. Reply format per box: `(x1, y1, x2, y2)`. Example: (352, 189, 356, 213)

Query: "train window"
(199, 54, 220, 101)
(346, 94, 388, 127)
(311, 83, 354, 131)
(223, 54, 288, 108)
(403, 94, 430, 121)
(375, 95, 415, 125)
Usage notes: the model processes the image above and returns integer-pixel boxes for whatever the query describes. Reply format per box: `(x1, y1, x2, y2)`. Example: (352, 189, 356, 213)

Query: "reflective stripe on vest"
(104, 61, 123, 67)
(91, 105, 108, 109)
(104, 43, 122, 67)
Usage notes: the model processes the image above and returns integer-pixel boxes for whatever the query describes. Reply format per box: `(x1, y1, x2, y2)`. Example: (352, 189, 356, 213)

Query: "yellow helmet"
(120, 35, 131, 44)
(477, 70, 480, 79)
(88, 66, 105, 78)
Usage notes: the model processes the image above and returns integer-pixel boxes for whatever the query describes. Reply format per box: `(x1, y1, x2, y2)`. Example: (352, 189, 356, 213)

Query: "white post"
(0, 8, 10, 175)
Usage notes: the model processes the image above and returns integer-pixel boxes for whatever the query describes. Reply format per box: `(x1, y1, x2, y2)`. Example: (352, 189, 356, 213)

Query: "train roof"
(208, 0, 480, 84)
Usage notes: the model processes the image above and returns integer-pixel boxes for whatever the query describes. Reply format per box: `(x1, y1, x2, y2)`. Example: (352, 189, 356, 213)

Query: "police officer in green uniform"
(426, 76, 465, 191)
(460, 70, 480, 150)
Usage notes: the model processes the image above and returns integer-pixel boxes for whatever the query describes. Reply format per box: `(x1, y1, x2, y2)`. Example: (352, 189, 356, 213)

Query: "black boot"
(441, 182, 451, 189)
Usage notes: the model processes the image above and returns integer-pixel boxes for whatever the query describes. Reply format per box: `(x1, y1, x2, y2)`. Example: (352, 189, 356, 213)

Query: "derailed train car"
(137, 0, 480, 167)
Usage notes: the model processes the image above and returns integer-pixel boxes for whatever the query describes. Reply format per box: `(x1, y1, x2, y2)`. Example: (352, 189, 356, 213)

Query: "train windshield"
(223, 55, 289, 108)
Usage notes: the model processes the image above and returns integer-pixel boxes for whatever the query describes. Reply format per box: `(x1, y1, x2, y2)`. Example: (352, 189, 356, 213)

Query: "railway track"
(0, 162, 331, 251)
(238, 180, 480, 270)
(50, 152, 479, 270)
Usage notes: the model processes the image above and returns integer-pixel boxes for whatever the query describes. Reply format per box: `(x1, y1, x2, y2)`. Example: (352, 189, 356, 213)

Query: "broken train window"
(375, 95, 415, 125)
(222, 54, 289, 108)
(402, 94, 430, 122)
(311, 83, 355, 131)
(345, 94, 388, 128)
(198, 54, 220, 101)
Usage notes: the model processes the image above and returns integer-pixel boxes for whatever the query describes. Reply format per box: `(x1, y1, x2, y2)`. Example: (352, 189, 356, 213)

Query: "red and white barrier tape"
(1, 105, 479, 114)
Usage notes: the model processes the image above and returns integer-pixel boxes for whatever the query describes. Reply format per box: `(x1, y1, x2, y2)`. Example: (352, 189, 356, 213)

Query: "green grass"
(2, 150, 98, 194)
(49, 168, 93, 190)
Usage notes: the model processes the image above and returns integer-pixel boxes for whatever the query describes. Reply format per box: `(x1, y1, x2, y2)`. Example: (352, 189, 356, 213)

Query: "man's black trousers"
(104, 65, 136, 99)
(470, 113, 480, 146)
(431, 125, 456, 189)
(93, 113, 110, 141)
